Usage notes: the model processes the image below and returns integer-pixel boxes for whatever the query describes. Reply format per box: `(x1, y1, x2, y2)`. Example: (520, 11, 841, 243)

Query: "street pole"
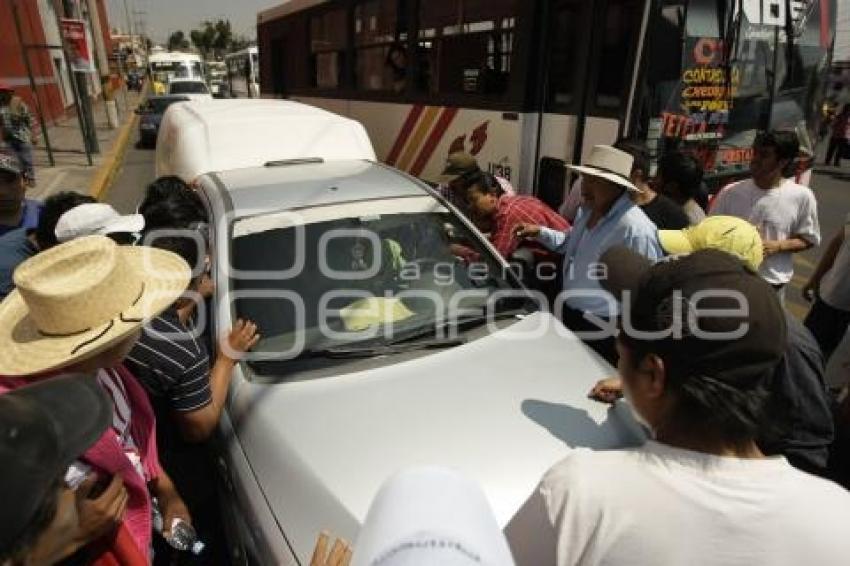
(10, 0, 54, 167)
(84, 0, 113, 121)
(61, 0, 99, 154)
(54, 0, 93, 165)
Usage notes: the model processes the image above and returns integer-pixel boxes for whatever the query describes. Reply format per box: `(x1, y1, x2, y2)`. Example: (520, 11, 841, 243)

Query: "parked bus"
(225, 47, 261, 98)
(257, 0, 835, 201)
(148, 51, 205, 94)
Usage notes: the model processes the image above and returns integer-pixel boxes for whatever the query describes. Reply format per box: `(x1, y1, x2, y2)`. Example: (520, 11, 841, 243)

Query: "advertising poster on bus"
(60, 18, 95, 73)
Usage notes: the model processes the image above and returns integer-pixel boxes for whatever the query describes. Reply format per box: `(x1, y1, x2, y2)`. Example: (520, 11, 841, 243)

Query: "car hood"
(228, 312, 644, 561)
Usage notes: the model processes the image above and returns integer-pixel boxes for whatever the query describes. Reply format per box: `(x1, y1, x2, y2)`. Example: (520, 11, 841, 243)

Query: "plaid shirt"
(0, 96, 33, 144)
(491, 195, 570, 258)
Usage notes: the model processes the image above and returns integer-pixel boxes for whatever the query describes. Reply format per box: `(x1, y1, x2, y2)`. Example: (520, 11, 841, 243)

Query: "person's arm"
(762, 237, 814, 256)
(148, 470, 191, 536)
(804, 228, 845, 299)
(175, 319, 259, 442)
(764, 193, 821, 257)
(515, 223, 571, 254)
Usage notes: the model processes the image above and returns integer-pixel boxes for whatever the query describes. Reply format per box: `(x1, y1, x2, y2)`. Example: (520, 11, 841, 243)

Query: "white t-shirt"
(508, 441, 850, 566)
(820, 212, 850, 311)
(710, 178, 820, 285)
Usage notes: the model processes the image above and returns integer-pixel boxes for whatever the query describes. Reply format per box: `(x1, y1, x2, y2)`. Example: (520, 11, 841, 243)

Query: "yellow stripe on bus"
(397, 106, 441, 172)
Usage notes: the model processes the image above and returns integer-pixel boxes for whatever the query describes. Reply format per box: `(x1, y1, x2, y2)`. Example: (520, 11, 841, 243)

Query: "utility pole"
(60, 0, 99, 155)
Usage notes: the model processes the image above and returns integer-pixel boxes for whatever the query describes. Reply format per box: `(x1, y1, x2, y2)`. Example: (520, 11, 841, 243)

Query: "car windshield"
(231, 197, 531, 373)
(170, 81, 208, 94)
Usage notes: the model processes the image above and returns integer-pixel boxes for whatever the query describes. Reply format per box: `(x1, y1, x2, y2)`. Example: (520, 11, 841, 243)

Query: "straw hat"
(0, 235, 191, 376)
(567, 145, 641, 192)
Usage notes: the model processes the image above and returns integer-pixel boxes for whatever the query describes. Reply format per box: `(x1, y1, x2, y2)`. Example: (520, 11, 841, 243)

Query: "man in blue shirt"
(0, 191, 94, 300)
(516, 145, 662, 364)
(0, 154, 41, 237)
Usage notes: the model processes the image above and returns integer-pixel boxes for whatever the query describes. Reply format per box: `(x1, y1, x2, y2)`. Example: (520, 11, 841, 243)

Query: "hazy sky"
(106, 0, 283, 43)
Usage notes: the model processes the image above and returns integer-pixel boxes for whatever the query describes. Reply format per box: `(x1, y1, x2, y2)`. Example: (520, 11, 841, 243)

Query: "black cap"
(0, 374, 111, 553)
(599, 246, 786, 389)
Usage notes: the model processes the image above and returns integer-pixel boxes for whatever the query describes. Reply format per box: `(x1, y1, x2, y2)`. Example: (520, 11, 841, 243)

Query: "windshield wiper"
(298, 337, 466, 359)
(385, 307, 530, 347)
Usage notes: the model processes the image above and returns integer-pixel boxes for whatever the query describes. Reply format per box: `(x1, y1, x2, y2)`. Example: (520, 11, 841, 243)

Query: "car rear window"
(170, 82, 209, 94)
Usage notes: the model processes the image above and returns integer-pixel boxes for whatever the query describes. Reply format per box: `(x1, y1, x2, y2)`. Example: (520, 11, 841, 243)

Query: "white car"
(166, 78, 213, 102)
(160, 99, 643, 564)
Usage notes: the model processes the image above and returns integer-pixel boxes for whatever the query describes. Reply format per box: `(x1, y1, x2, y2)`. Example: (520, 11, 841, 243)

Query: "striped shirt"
(125, 308, 212, 413)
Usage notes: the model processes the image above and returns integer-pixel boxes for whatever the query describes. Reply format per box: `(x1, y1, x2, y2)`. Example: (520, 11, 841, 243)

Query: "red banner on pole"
(60, 18, 95, 73)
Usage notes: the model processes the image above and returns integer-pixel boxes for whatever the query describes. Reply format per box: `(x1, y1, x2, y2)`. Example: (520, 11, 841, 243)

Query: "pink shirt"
(0, 364, 162, 562)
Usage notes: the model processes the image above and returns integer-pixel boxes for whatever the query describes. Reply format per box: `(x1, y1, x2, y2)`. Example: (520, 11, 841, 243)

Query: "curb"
(89, 95, 144, 200)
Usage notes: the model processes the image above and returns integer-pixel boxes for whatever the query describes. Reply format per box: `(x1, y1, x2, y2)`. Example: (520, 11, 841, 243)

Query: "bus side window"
(354, 0, 406, 92)
(310, 7, 349, 89)
(593, 0, 644, 110)
(415, 0, 519, 97)
(546, 0, 590, 113)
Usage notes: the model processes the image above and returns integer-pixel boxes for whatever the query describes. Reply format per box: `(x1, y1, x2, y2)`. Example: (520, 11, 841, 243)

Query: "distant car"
(126, 70, 143, 91)
(166, 78, 213, 101)
(135, 95, 189, 147)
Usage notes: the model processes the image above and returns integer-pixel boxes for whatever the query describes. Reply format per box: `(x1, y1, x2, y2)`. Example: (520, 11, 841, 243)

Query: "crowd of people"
(1, 124, 850, 566)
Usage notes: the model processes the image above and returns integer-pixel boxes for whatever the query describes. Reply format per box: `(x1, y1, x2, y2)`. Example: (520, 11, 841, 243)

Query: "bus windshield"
(637, 0, 835, 183)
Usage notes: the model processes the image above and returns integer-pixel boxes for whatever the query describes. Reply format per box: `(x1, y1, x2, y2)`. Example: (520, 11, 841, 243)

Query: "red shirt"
(490, 195, 570, 258)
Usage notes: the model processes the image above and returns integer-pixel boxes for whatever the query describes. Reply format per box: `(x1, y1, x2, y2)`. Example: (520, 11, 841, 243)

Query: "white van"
(155, 99, 376, 183)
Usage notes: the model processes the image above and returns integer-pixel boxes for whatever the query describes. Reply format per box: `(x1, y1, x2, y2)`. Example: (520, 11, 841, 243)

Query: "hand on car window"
(221, 319, 260, 362)
(310, 531, 352, 566)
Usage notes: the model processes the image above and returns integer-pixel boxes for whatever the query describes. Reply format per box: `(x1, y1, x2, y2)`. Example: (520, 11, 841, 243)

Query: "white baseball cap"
(55, 203, 145, 243)
(352, 467, 515, 566)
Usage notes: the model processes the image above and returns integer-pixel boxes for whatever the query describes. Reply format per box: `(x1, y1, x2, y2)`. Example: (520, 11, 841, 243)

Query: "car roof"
(155, 100, 376, 182)
(168, 78, 205, 83)
(208, 160, 431, 217)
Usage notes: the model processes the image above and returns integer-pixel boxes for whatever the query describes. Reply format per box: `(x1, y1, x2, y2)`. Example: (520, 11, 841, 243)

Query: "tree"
(188, 19, 234, 59)
(167, 30, 190, 51)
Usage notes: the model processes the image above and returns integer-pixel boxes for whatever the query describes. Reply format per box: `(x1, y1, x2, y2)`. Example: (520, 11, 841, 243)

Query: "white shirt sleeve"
(708, 186, 731, 216)
(793, 189, 821, 246)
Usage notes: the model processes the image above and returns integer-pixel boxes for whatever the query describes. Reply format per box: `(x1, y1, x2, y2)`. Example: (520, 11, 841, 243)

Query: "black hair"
(146, 235, 200, 273)
(613, 138, 650, 177)
(139, 176, 208, 232)
(466, 172, 502, 197)
(0, 475, 63, 564)
(754, 130, 799, 163)
(620, 335, 769, 445)
(657, 151, 704, 200)
(34, 191, 97, 250)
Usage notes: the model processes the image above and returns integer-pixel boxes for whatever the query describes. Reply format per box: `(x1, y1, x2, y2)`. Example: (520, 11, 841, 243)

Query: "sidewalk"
(26, 88, 143, 201)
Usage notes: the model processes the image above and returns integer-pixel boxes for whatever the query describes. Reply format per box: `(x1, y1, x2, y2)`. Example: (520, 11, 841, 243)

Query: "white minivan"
(155, 99, 376, 182)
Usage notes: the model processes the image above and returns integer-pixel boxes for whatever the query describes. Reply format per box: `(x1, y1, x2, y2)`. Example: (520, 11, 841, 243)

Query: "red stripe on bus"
(410, 107, 459, 177)
(387, 105, 425, 166)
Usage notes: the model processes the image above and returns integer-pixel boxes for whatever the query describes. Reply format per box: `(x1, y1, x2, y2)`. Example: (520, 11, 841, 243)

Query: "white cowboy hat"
(0, 235, 191, 376)
(567, 145, 641, 192)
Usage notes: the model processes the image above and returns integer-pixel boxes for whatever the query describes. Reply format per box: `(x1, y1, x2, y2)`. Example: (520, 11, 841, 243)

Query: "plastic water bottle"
(152, 499, 205, 555)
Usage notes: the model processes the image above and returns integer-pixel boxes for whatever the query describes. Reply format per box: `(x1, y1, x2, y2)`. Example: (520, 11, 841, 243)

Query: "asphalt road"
(102, 130, 850, 320)
(103, 137, 159, 214)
